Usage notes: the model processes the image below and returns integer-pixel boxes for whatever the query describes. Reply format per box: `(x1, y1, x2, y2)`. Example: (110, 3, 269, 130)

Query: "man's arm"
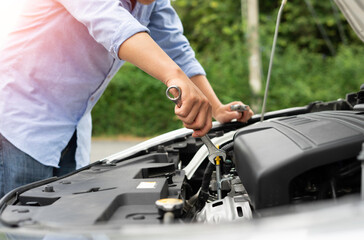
(118, 32, 212, 137)
(146, 0, 254, 124)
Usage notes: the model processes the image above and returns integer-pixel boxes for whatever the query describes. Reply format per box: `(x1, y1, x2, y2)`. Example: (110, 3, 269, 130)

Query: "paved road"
(90, 139, 144, 163)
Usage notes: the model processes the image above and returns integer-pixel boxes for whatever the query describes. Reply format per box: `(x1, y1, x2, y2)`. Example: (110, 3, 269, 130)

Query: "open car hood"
(335, 0, 364, 42)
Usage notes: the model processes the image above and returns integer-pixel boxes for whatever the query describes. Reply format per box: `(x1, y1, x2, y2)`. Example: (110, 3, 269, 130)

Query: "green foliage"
(174, 0, 362, 55)
(91, 1, 364, 137)
(92, 46, 364, 137)
(265, 45, 364, 111)
(198, 41, 252, 104)
(172, 0, 244, 52)
(91, 63, 182, 137)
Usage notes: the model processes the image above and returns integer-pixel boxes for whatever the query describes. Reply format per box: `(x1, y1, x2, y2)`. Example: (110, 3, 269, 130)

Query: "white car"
(0, 1, 363, 239)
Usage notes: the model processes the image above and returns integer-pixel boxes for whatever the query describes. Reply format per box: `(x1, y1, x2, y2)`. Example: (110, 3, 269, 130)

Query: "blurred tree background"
(92, 0, 364, 137)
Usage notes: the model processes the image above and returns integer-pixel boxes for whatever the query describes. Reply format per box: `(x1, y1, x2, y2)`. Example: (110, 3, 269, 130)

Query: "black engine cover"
(234, 111, 364, 209)
(1, 153, 184, 227)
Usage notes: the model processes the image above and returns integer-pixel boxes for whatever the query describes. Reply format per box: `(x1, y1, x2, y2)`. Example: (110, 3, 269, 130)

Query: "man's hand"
(189, 75, 254, 124)
(166, 79, 212, 138)
(213, 101, 254, 124)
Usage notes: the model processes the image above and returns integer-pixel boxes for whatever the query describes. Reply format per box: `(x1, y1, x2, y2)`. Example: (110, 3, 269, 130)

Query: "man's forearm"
(118, 32, 186, 86)
(117, 31, 212, 137)
(190, 75, 222, 117)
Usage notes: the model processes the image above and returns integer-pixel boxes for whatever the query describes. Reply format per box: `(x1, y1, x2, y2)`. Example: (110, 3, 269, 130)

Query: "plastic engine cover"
(1, 153, 185, 227)
(233, 111, 364, 209)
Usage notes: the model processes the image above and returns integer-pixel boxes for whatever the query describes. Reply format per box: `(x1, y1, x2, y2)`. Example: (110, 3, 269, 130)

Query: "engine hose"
(198, 162, 215, 205)
(197, 141, 234, 209)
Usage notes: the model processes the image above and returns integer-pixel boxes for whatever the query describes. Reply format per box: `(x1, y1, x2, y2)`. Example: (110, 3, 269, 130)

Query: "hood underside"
(335, 0, 364, 42)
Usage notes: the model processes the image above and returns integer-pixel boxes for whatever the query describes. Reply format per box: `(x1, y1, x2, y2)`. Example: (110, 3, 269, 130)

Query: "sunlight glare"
(0, 1, 25, 47)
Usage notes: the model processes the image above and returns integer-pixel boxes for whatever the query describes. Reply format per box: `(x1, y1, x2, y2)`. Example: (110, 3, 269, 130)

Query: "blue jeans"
(0, 132, 77, 198)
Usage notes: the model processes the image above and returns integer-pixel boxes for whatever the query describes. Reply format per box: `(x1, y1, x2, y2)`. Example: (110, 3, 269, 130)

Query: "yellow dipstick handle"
(215, 156, 221, 166)
(214, 145, 222, 199)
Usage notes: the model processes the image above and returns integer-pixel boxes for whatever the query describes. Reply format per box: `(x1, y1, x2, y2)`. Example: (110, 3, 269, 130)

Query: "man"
(0, 0, 253, 198)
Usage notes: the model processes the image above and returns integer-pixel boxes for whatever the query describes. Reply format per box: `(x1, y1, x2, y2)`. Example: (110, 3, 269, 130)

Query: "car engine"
(0, 88, 363, 229)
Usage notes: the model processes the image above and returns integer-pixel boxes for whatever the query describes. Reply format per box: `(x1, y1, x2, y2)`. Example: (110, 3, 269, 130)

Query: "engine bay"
(0, 88, 363, 229)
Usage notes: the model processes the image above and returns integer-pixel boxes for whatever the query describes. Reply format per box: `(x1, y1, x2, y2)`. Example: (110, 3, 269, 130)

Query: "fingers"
(224, 110, 242, 121)
(169, 81, 212, 137)
(177, 98, 211, 137)
(213, 101, 254, 124)
(226, 101, 244, 119)
(236, 105, 254, 123)
(217, 106, 241, 123)
(192, 108, 212, 138)
(175, 95, 203, 126)
(225, 101, 254, 123)
(180, 100, 211, 136)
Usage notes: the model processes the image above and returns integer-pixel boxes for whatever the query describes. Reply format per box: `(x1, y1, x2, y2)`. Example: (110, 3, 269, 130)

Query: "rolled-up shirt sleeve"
(148, 0, 206, 78)
(56, 0, 149, 59)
